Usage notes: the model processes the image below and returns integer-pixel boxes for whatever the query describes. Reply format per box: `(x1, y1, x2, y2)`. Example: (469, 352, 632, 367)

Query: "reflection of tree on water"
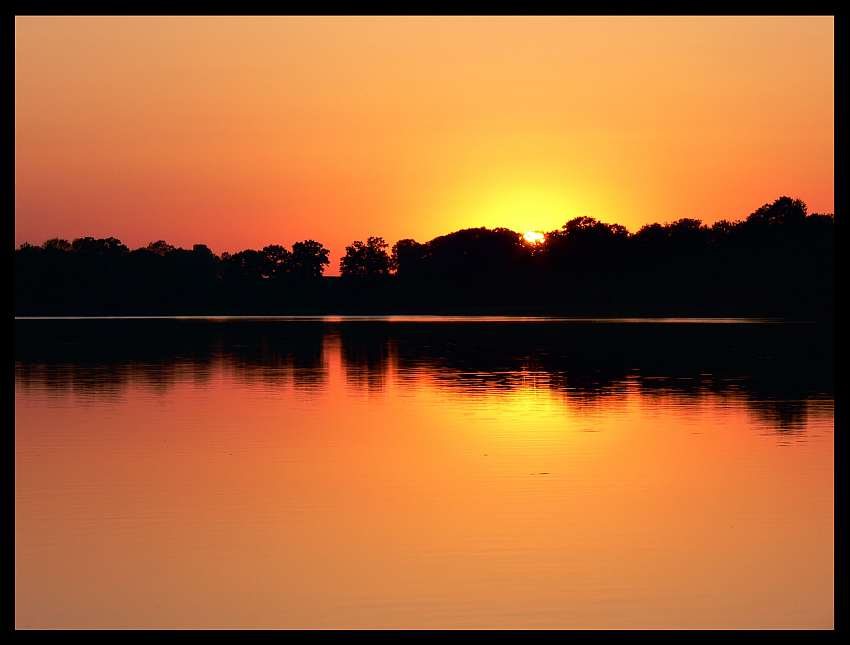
(15, 319, 328, 397)
(338, 326, 391, 393)
(15, 319, 832, 436)
(747, 399, 811, 433)
(227, 325, 327, 391)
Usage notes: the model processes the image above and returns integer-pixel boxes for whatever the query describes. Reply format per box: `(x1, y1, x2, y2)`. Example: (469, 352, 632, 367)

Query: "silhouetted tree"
(665, 218, 708, 255)
(544, 217, 629, 271)
(223, 249, 267, 281)
(391, 239, 427, 277)
(71, 236, 129, 256)
(260, 245, 292, 279)
(746, 196, 807, 228)
(189, 244, 218, 276)
(42, 238, 72, 253)
(418, 227, 528, 279)
(340, 236, 392, 278)
(146, 240, 177, 256)
(290, 240, 330, 279)
(709, 219, 736, 242)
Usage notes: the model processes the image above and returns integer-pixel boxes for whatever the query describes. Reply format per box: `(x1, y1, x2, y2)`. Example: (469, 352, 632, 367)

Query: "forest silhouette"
(14, 196, 834, 317)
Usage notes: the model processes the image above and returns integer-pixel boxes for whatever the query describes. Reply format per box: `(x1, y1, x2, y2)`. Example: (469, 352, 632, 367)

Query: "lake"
(14, 317, 834, 628)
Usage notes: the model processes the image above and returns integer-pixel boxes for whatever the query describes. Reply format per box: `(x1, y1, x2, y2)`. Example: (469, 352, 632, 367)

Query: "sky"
(15, 16, 834, 273)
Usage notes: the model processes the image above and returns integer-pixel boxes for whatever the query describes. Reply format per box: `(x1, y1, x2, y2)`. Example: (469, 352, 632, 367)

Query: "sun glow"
(523, 231, 545, 245)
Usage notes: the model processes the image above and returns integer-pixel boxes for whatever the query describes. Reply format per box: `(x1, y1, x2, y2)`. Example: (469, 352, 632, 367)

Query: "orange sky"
(15, 16, 834, 272)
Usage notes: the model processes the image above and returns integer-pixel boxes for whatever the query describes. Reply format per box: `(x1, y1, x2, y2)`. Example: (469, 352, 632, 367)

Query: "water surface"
(15, 317, 834, 628)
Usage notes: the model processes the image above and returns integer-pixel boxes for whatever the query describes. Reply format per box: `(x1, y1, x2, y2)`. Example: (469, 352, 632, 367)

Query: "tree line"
(14, 196, 834, 316)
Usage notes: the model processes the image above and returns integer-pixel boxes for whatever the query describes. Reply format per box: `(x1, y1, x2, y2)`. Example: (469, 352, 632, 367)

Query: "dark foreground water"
(15, 317, 834, 628)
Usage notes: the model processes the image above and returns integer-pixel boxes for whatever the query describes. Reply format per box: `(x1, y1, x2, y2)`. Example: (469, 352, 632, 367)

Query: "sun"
(523, 231, 545, 245)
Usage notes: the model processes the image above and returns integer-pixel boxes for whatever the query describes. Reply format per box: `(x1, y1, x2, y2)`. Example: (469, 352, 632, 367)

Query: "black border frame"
(6, 7, 844, 637)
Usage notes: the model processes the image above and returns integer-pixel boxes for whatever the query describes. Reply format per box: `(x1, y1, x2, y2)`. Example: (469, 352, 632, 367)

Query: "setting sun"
(523, 231, 545, 244)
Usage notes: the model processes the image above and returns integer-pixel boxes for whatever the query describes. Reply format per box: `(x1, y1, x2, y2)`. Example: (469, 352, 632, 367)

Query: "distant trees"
(223, 249, 270, 282)
(218, 240, 330, 283)
(146, 240, 177, 256)
(14, 236, 332, 315)
(339, 236, 392, 278)
(429, 228, 527, 278)
(544, 217, 630, 271)
(14, 196, 834, 316)
(290, 240, 330, 279)
(391, 239, 427, 277)
(745, 196, 807, 228)
(260, 245, 291, 279)
(71, 236, 129, 256)
(42, 238, 72, 253)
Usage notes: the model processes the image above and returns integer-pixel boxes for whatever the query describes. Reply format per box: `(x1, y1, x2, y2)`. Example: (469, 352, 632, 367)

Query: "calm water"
(15, 317, 834, 628)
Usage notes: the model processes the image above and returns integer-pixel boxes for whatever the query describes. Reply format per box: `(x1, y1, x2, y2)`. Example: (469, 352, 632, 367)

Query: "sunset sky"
(15, 16, 834, 272)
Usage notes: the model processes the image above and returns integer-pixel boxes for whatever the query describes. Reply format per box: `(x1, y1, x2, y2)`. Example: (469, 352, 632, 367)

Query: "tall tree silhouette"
(391, 239, 427, 277)
(260, 245, 292, 279)
(290, 240, 330, 279)
(340, 237, 392, 278)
